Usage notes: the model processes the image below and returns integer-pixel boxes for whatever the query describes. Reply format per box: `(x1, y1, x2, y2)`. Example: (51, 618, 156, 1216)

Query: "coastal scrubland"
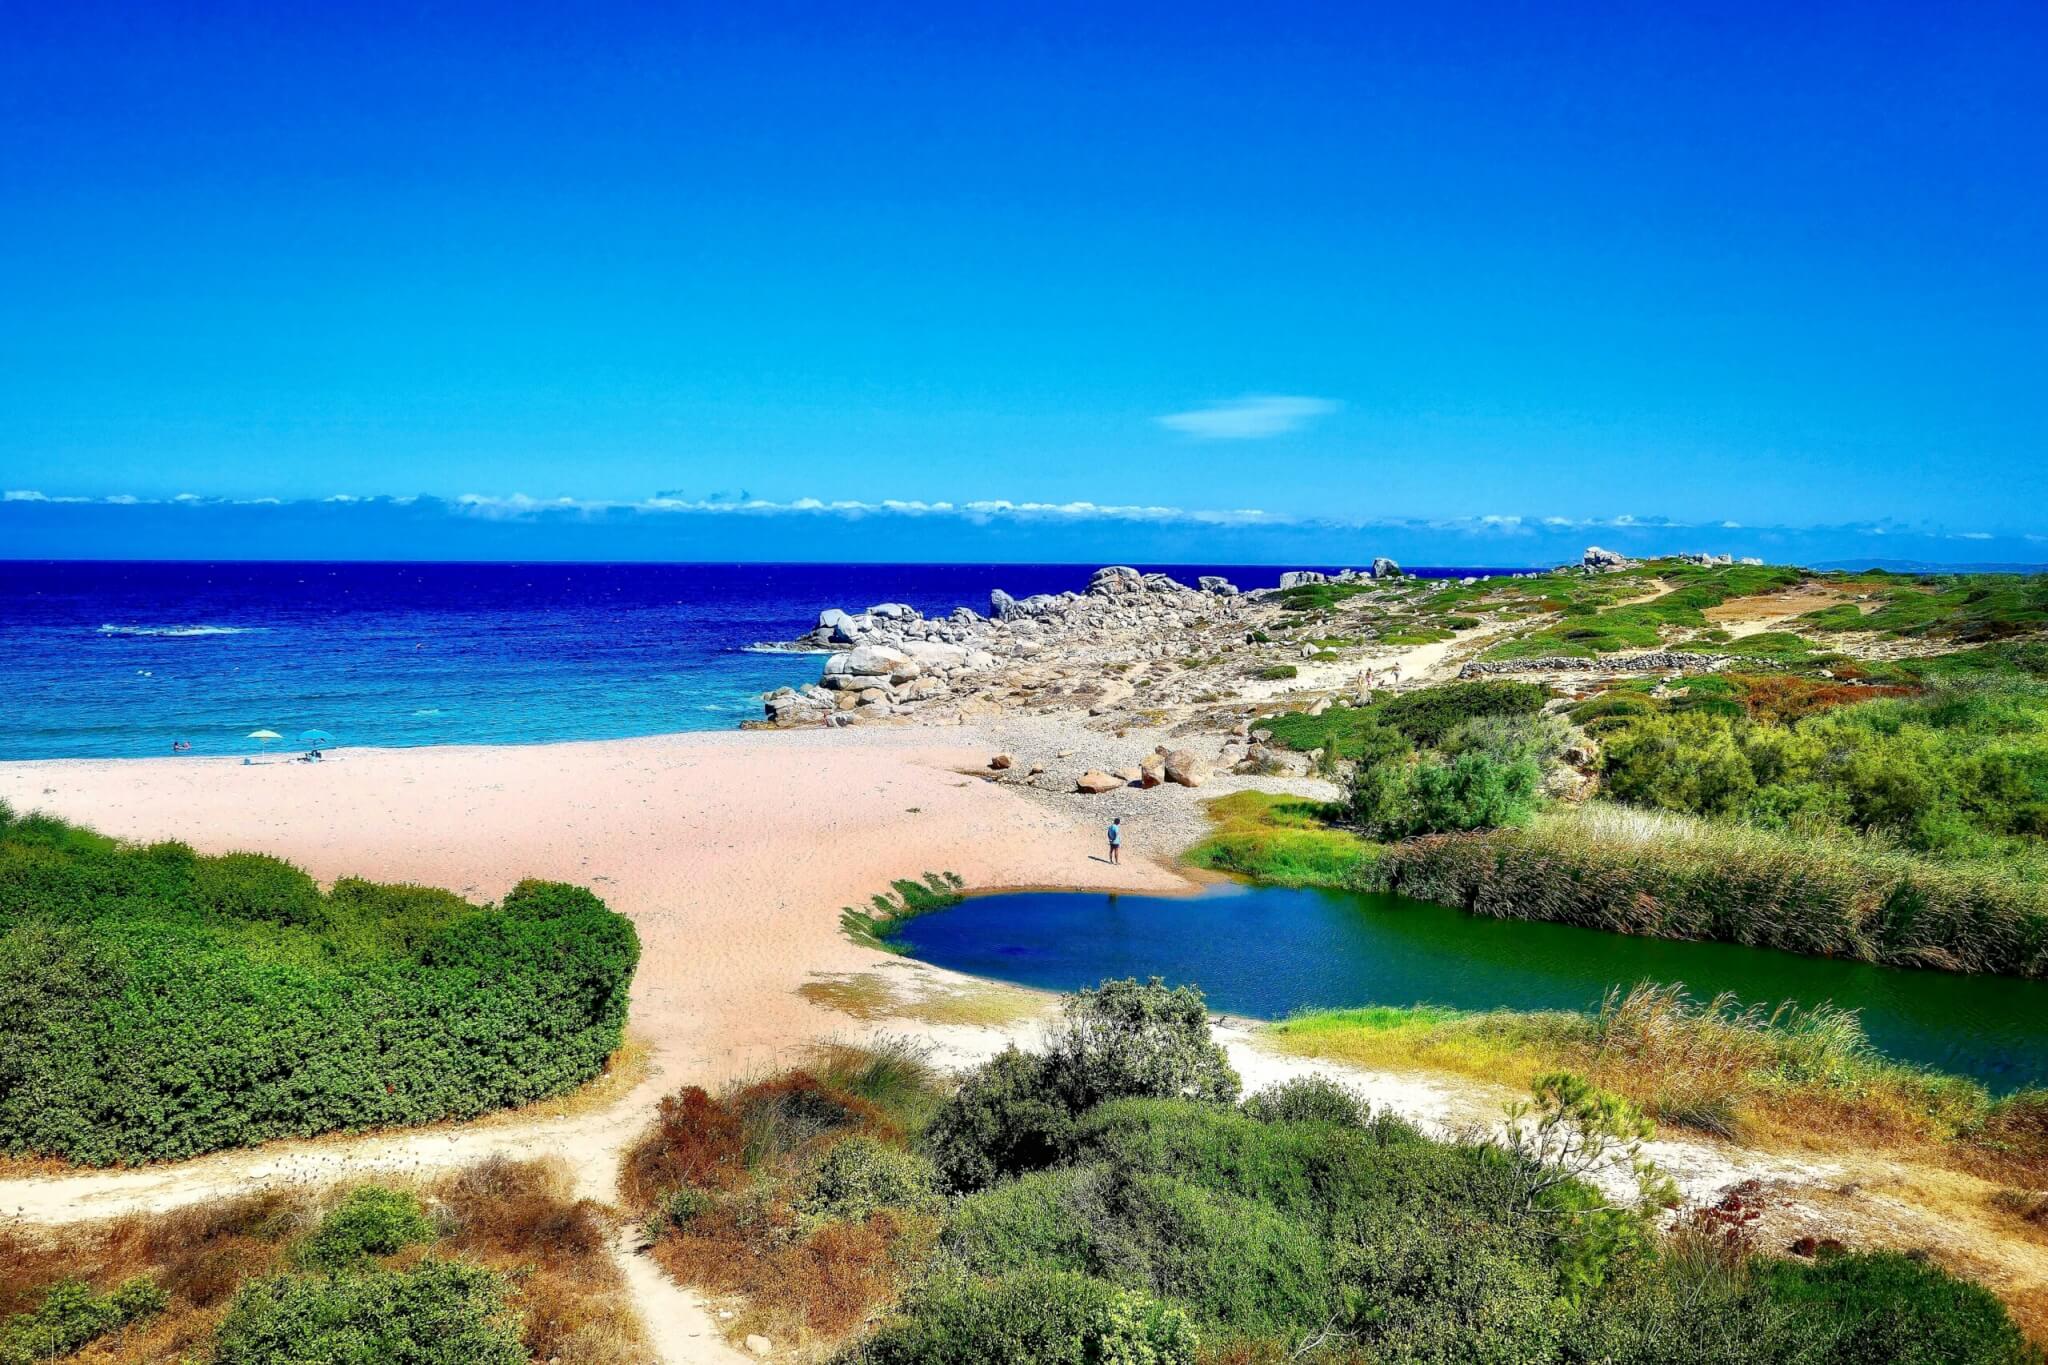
(0, 803, 639, 1165)
(1199, 597, 2048, 979)
(624, 980, 2039, 1363)
(0, 1157, 642, 1363)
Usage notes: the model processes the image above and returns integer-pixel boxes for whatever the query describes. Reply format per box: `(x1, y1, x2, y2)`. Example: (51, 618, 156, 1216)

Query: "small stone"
(1075, 770, 1123, 793)
(745, 1335, 773, 1356)
(989, 753, 1014, 770)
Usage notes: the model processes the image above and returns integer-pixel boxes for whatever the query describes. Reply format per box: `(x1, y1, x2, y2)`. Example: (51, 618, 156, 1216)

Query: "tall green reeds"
(1368, 805, 2048, 977)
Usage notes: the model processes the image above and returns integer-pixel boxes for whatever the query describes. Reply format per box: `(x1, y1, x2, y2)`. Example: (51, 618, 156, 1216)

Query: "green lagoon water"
(898, 882, 2048, 1091)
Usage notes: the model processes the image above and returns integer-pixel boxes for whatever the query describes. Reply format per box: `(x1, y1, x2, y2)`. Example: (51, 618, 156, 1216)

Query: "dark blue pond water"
(897, 883, 2048, 1091)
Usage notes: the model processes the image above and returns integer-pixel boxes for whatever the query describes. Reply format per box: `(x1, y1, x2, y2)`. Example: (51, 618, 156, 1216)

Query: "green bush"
(1751, 1248, 2039, 1364)
(853, 1266, 1197, 1365)
(1242, 1075, 1374, 1128)
(1374, 680, 1549, 745)
(924, 980, 1239, 1193)
(1349, 752, 1541, 838)
(922, 1047, 1077, 1194)
(211, 1259, 525, 1365)
(1065, 1099, 1523, 1238)
(0, 1276, 166, 1365)
(1598, 680, 2048, 858)
(802, 1135, 942, 1224)
(1044, 977, 1240, 1112)
(0, 813, 640, 1164)
(299, 1187, 436, 1271)
(944, 1165, 1336, 1337)
(1257, 664, 1298, 681)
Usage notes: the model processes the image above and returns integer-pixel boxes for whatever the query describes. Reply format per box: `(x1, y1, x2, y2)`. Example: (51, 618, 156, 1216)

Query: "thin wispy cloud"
(1156, 395, 1339, 440)
(6, 491, 2037, 556)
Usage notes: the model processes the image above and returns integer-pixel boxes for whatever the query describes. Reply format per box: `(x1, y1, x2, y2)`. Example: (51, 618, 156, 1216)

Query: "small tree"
(1503, 1072, 1676, 1299)
(1046, 977, 1240, 1111)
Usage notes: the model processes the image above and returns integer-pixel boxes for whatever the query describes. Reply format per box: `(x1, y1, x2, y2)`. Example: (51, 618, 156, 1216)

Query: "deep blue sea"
(0, 561, 1522, 760)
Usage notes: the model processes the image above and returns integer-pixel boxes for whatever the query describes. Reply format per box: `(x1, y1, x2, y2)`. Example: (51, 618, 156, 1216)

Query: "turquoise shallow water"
(897, 882, 2048, 1092)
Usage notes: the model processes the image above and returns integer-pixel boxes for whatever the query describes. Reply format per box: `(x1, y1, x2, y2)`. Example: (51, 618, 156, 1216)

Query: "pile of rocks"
(1272, 560, 1401, 591)
(763, 566, 1265, 725)
(1457, 650, 1732, 679)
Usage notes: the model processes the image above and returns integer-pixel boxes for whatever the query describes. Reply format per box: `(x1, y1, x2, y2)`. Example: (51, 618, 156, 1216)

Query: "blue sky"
(3, 2, 2044, 562)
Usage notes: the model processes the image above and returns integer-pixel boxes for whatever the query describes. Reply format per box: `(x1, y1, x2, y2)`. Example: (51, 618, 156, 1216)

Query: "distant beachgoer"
(1389, 662, 1402, 685)
(1107, 817, 1122, 865)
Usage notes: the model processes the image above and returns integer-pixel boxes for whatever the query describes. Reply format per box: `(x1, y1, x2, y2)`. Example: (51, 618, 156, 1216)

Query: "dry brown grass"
(0, 1158, 645, 1365)
(798, 967, 1046, 1029)
(434, 1157, 647, 1365)
(623, 1056, 947, 1357)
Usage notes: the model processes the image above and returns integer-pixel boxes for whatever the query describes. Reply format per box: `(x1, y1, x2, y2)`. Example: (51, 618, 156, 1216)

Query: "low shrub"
(1348, 750, 1541, 838)
(1751, 1248, 2037, 1364)
(852, 1266, 1198, 1365)
(211, 1259, 525, 1365)
(801, 1136, 942, 1224)
(1241, 1075, 1374, 1128)
(943, 1165, 1337, 1337)
(922, 1048, 1078, 1194)
(1044, 977, 1240, 1112)
(1256, 664, 1298, 681)
(0, 1276, 166, 1365)
(299, 1187, 436, 1271)
(0, 813, 640, 1164)
(1374, 680, 1550, 746)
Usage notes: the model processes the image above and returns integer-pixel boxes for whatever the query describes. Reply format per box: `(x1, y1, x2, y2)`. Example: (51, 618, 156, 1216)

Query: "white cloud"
(444, 492, 1283, 527)
(1156, 395, 1339, 440)
(3, 489, 49, 502)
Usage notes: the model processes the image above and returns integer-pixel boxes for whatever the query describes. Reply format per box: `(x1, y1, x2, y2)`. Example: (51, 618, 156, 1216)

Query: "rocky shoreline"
(754, 551, 1777, 797)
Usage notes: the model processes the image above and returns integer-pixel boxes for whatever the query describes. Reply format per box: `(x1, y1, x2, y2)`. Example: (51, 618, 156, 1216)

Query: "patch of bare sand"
(1703, 581, 1864, 636)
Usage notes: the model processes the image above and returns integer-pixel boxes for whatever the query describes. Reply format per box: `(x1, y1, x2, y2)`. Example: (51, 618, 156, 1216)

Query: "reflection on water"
(898, 882, 2048, 1092)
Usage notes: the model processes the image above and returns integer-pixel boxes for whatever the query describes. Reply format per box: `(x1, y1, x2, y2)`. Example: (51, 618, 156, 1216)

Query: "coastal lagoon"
(899, 881, 2048, 1091)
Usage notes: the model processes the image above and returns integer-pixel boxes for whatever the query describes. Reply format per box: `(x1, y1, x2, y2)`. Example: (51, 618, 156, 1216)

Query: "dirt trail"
(612, 1231, 754, 1365)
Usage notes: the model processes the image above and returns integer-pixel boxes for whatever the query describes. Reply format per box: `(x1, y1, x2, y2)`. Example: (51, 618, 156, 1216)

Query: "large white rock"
(1088, 565, 1146, 595)
(1163, 749, 1213, 788)
(900, 640, 968, 671)
(845, 644, 913, 678)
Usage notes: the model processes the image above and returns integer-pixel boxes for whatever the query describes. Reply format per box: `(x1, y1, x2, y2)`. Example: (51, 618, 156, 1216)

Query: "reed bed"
(1368, 805, 2048, 978)
(1273, 983, 2046, 1174)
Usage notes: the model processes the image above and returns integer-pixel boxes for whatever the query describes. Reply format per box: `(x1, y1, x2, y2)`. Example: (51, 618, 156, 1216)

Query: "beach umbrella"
(298, 729, 335, 748)
(247, 729, 282, 743)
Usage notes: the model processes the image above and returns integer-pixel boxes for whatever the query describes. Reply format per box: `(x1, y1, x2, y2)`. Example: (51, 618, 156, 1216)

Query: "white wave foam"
(742, 642, 832, 655)
(98, 623, 264, 638)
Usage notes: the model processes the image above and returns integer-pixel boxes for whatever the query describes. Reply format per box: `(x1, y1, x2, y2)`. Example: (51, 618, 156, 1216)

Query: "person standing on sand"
(1107, 817, 1122, 865)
